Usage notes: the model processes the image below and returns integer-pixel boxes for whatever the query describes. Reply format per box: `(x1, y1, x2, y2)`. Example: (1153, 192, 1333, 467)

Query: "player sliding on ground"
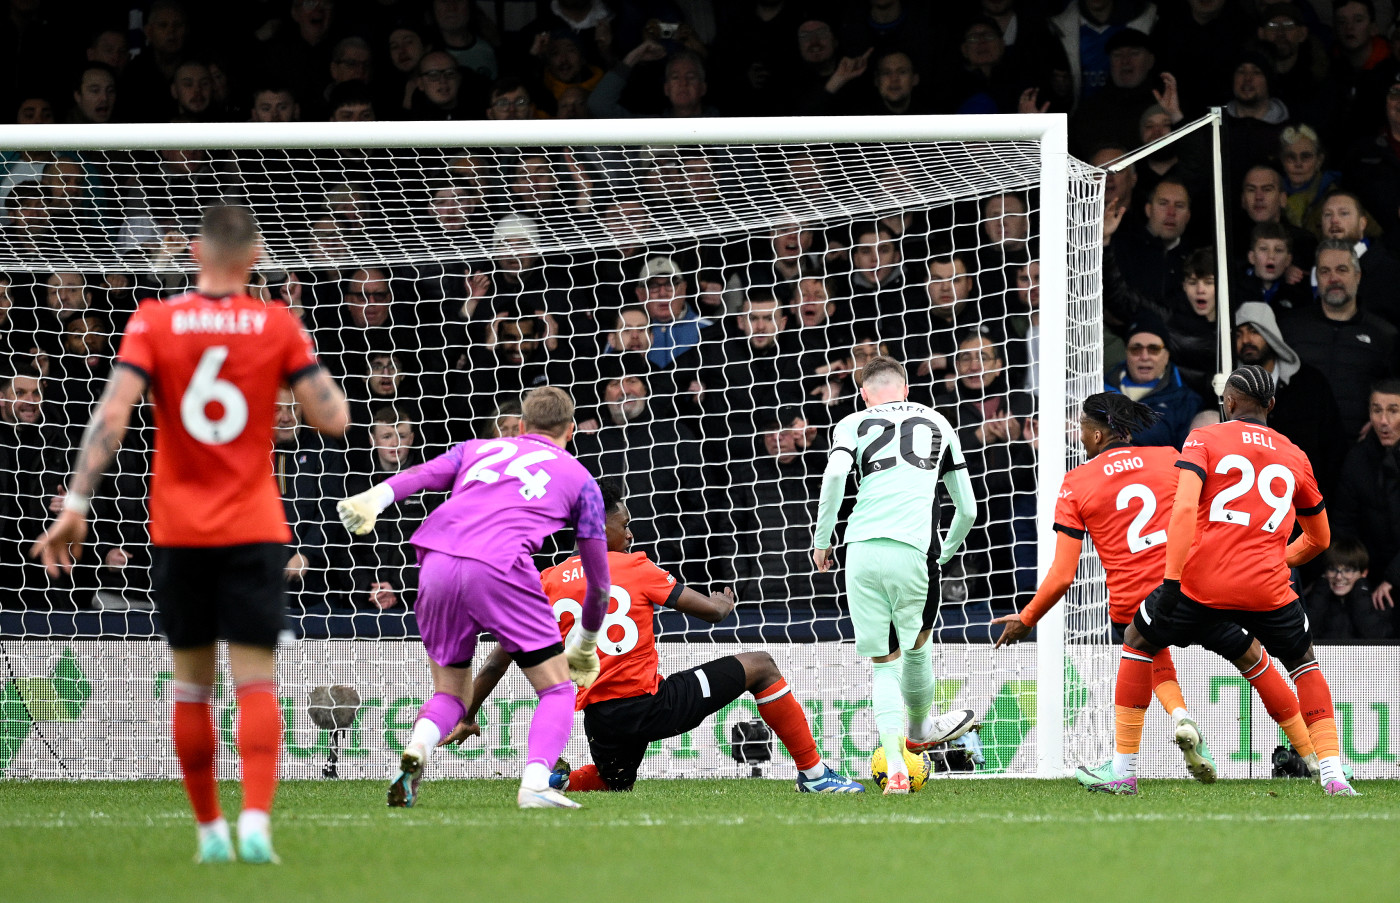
(811, 356, 978, 795)
(32, 204, 351, 864)
(337, 386, 611, 809)
(993, 393, 1321, 784)
(1082, 366, 1358, 796)
(446, 479, 863, 793)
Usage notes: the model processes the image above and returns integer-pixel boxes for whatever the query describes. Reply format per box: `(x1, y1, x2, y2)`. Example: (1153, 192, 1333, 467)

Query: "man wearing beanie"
(1104, 313, 1202, 448)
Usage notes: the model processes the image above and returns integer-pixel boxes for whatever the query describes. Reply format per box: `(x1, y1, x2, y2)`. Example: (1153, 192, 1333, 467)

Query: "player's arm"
(1286, 511, 1330, 568)
(30, 365, 148, 576)
(937, 418, 977, 565)
(337, 444, 464, 534)
(992, 531, 1083, 648)
(812, 424, 856, 572)
(289, 366, 349, 438)
(669, 585, 736, 623)
(565, 483, 612, 688)
(1164, 467, 1204, 583)
(442, 646, 515, 746)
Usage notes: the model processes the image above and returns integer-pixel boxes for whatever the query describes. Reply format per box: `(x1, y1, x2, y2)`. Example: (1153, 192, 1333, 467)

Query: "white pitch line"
(0, 810, 1393, 830)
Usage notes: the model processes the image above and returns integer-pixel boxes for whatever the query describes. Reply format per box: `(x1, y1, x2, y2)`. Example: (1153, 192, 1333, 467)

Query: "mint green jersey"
(813, 401, 966, 555)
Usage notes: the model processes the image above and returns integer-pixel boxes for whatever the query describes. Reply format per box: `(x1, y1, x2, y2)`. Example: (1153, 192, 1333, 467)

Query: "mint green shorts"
(845, 537, 935, 658)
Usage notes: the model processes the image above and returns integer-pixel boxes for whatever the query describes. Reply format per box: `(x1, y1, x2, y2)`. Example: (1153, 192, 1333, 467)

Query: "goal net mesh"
(0, 132, 1108, 780)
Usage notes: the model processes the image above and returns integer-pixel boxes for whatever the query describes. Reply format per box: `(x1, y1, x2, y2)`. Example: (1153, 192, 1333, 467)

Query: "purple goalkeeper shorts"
(414, 550, 561, 666)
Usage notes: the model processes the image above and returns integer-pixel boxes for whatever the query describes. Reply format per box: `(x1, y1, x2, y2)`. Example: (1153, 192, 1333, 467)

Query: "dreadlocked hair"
(1226, 364, 1274, 406)
(1082, 391, 1160, 440)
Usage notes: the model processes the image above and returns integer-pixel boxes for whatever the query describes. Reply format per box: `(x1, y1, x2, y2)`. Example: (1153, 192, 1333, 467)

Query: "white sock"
(1318, 755, 1346, 785)
(872, 660, 907, 777)
(237, 809, 269, 838)
(521, 761, 551, 791)
(799, 763, 827, 780)
(408, 719, 441, 758)
(197, 818, 230, 844)
(1171, 707, 1189, 724)
(1112, 752, 1138, 778)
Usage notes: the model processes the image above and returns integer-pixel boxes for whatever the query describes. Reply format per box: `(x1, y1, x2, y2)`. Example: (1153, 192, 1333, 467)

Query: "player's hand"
(991, 614, 1031, 648)
(711, 587, 736, 620)
(1373, 581, 1394, 610)
(565, 632, 601, 688)
(439, 717, 482, 746)
(813, 547, 833, 572)
(337, 490, 382, 535)
(30, 509, 88, 579)
(1157, 578, 1187, 615)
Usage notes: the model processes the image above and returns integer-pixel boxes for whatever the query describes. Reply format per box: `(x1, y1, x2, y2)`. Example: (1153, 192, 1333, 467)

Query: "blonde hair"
(860, 355, 907, 390)
(521, 386, 574, 435)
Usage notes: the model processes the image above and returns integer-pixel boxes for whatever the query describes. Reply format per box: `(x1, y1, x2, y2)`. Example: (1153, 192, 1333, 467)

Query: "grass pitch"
(2, 778, 1397, 903)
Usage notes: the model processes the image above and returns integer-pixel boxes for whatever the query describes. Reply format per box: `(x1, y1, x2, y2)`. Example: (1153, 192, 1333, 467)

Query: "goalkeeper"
(337, 386, 609, 810)
(812, 356, 979, 794)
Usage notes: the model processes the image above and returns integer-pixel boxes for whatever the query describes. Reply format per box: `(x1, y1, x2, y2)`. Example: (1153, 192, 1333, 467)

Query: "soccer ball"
(870, 744, 932, 792)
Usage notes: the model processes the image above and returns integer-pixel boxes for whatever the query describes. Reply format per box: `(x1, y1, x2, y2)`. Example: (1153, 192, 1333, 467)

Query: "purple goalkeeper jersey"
(384, 434, 606, 570)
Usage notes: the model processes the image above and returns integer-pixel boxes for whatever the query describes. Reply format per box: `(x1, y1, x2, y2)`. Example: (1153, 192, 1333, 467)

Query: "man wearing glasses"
(486, 78, 539, 120)
(1104, 314, 1202, 448)
(411, 50, 486, 120)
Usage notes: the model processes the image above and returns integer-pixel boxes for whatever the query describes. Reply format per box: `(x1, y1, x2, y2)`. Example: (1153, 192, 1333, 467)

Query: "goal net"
(0, 116, 1109, 781)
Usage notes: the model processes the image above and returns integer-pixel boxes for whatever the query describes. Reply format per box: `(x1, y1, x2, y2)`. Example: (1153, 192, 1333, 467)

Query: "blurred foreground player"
(337, 387, 610, 809)
(1082, 366, 1357, 796)
(32, 204, 351, 863)
(450, 479, 863, 793)
(811, 356, 978, 795)
(994, 393, 1319, 784)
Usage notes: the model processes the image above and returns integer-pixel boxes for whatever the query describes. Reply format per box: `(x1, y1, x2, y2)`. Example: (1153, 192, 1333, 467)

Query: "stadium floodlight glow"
(0, 114, 1105, 780)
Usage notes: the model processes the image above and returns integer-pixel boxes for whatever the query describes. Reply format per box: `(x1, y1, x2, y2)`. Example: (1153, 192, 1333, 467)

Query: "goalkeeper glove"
(565, 629, 601, 689)
(337, 484, 395, 535)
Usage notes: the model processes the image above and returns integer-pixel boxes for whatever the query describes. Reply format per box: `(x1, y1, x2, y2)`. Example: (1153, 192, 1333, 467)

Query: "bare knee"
(1281, 645, 1317, 674)
(1231, 639, 1263, 673)
(736, 652, 781, 690)
(1122, 624, 1159, 656)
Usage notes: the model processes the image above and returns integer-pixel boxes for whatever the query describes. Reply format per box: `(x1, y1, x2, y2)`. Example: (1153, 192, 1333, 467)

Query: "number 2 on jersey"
(553, 587, 637, 656)
(1209, 454, 1295, 532)
(180, 345, 248, 445)
(460, 440, 556, 499)
(1115, 483, 1167, 553)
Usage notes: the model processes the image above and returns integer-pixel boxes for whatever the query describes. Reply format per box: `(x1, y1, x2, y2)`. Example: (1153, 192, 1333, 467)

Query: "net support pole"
(1209, 107, 1234, 402)
(1035, 113, 1070, 778)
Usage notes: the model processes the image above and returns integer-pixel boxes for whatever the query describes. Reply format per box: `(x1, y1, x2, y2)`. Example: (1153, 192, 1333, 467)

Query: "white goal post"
(0, 114, 1108, 781)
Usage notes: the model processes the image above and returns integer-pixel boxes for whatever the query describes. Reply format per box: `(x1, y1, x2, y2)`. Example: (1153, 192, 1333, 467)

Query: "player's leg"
(391, 659, 472, 808)
(1112, 619, 1210, 778)
(1209, 628, 1317, 764)
(1078, 588, 1188, 794)
(904, 556, 975, 751)
(152, 546, 232, 863)
(566, 699, 652, 792)
(516, 646, 580, 808)
(391, 551, 482, 807)
(225, 642, 281, 864)
(731, 651, 861, 792)
(847, 540, 911, 791)
(219, 544, 293, 864)
(1246, 602, 1356, 794)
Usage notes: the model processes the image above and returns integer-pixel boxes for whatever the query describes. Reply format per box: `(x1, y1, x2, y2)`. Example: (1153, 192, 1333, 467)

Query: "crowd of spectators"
(0, 0, 1397, 639)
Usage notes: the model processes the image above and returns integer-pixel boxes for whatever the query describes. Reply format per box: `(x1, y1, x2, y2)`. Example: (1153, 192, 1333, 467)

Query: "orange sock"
(567, 764, 610, 792)
(1291, 664, 1340, 760)
(754, 678, 821, 772)
(172, 682, 220, 824)
(1151, 648, 1186, 715)
(235, 681, 281, 814)
(1241, 651, 1313, 754)
(1279, 714, 1316, 757)
(1115, 646, 1153, 754)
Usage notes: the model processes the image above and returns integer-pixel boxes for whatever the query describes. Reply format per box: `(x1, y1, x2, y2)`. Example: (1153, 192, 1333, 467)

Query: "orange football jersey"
(1176, 418, 1324, 611)
(1053, 444, 1180, 623)
(116, 292, 320, 547)
(541, 550, 683, 709)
